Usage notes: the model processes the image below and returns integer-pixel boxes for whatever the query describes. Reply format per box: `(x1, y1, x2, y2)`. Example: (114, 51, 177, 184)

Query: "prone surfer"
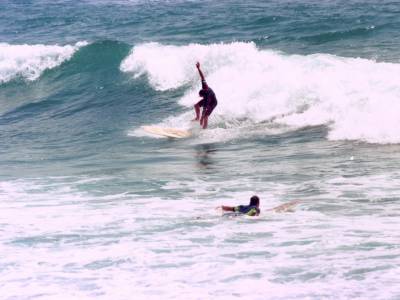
(218, 195, 300, 216)
(219, 195, 261, 216)
(193, 62, 218, 129)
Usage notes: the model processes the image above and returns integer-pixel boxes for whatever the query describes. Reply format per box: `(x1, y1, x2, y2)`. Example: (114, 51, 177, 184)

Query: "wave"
(0, 40, 132, 120)
(0, 41, 87, 84)
(300, 26, 377, 44)
(122, 42, 400, 144)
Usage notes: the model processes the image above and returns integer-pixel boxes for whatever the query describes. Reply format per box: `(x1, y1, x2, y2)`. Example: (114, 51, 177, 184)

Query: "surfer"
(219, 195, 261, 216)
(193, 62, 218, 129)
(218, 196, 300, 216)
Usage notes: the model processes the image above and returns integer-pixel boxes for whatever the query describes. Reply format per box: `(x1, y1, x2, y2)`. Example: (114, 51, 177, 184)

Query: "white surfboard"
(268, 200, 301, 213)
(142, 126, 191, 139)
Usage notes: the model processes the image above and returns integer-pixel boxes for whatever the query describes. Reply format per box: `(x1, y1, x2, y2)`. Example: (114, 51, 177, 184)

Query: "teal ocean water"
(1, 1, 400, 299)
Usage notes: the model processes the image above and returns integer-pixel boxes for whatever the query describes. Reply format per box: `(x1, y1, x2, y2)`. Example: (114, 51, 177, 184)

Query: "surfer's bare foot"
(192, 118, 199, 121)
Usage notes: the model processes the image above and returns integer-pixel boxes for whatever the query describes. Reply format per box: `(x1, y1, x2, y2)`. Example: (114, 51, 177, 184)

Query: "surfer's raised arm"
(196, 62, 208, 89)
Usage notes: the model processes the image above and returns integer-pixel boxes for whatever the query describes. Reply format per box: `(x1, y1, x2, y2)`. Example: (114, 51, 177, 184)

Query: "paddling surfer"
(220, 195, 261, 216)
(193, 62, 217, 129)
(218, 195, 300, 216)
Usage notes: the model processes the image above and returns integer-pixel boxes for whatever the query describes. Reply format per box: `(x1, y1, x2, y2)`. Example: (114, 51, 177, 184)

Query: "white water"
(122, 42, 400, 144)
(0, 41, 87, 83)
(1, 175, 400, 300)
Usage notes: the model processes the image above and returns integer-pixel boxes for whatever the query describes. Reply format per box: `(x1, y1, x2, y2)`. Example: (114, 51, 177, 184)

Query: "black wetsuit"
(197, 80, 217, 116)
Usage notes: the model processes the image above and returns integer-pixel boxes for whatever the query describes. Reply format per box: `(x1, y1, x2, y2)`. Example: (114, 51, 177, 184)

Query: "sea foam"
(0, 41, 88, 84)
(122, 42, 400, 144)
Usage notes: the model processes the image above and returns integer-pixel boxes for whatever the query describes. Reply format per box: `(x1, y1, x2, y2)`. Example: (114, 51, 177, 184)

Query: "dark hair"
(199, 89, 206, 97)
(249, 195, 260, 206)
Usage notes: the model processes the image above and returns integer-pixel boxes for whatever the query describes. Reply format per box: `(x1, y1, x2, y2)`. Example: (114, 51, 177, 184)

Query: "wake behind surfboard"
(142, 126, 192, 139)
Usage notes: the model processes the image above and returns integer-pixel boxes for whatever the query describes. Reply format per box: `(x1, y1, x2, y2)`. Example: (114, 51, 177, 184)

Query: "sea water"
(1, 1, 400, 299)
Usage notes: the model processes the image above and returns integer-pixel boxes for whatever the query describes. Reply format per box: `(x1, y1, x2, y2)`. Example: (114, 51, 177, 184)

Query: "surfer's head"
(249, 195, 260, 207)
(199, 89, 206, 97)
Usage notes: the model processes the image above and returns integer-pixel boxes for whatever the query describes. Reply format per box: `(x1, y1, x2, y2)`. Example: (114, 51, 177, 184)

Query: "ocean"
(1, 0, 400, 299)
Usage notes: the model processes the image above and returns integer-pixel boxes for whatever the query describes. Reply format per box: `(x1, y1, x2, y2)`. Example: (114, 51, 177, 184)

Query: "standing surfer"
(193, 62, 218, 129)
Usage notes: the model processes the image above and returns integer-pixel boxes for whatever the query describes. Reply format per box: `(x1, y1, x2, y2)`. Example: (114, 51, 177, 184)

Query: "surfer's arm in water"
(218, 205, 260, 216)
(220, 205, 235, 212)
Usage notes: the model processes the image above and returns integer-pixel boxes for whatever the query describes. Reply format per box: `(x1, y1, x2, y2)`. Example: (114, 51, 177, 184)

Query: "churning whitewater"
(124, 42, 400, 144)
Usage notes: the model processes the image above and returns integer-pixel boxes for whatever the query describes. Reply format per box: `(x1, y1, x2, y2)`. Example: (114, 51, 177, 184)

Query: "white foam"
(0, 41, 87, 83)
(123, 42, 400, 144)
(1, 176, 400, 299)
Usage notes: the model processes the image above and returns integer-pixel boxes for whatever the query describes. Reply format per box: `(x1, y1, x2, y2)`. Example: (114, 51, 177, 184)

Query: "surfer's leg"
(193, 100, 205, 121)
(200, 106, 209, 128)
(202, 115, 209, 129)
(201, 101, 216, 129)
(193, 103, 200, 121)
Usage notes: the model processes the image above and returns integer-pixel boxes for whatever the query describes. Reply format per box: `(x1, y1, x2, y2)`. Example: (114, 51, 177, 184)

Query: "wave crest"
(124, 42, 400, 144)
(0, 41, 88, 84)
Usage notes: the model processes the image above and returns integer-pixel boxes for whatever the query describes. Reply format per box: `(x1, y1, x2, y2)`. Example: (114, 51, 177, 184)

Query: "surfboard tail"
(268, 200, 301, 213)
